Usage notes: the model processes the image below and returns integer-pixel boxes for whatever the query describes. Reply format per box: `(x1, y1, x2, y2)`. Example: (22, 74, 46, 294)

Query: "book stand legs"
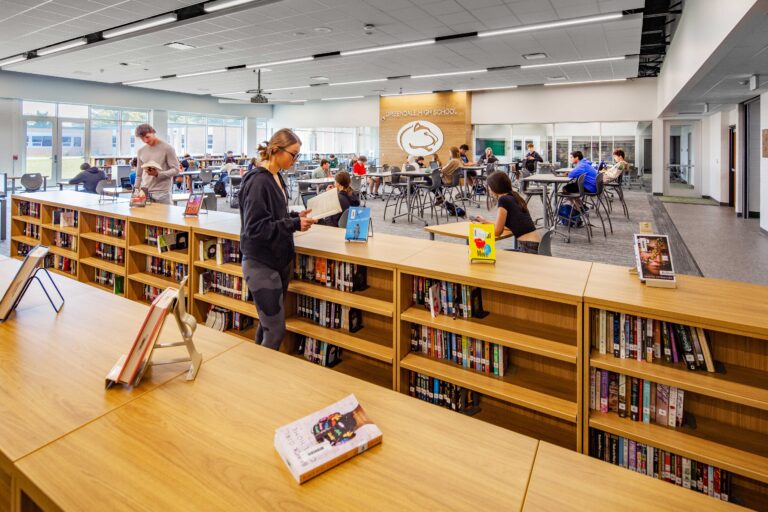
(141, 329, 203, 384)
(10, 267, 65, 317)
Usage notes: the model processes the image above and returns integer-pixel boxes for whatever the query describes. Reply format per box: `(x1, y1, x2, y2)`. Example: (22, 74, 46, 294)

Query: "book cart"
(584, 263, 768, 509)
(396, 242, 591, 452)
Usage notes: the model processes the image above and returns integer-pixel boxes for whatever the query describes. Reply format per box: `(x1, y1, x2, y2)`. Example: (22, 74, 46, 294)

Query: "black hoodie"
(238, 166, 299, 271)
(69, 166, 106, 194)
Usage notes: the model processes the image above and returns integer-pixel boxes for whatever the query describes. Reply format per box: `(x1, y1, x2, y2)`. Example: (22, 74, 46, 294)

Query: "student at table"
(404, 155, 420, 171)
(68, 162, 106, 194)
(355, 155, 380, 197)
(248, 156, 258, 172)
(474, 171, 538, 253)
(416, 156, 426, 168)
(564, 150, 598, 194)
(523, 143, 543, 173)
(177, 153, 193, 191)
(321, 171, 360, 228)
(435, 147, 462, 204)
(328, 154, 339, 169)
(239, 128, 316, 350)
(312, 159, 331, 179)
(129, 157, 137, 188)
(477, 147, 499, 166)
(603, 148, 629, 183)
(135, 123, 180, 204)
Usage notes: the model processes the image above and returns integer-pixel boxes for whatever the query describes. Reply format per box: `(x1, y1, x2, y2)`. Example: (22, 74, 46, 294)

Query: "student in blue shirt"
(564, 151, 597, 194)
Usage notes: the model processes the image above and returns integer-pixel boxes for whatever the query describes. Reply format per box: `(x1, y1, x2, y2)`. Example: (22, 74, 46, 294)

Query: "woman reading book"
(239, 129, 316, 350)
(320, 171, 360, 228)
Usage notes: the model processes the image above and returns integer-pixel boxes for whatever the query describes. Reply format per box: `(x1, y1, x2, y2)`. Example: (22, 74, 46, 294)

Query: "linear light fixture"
(177, 68, 228, 78)
(265, 85, 311, 92)
(478, 12, 623, 38)
(330, 78, 388, 87)
(103, 14, 178, 39)
(37, 38, 88, 56)
(454, 85, 518, 92)
(521, 56, 626, 69)
(320, 96, 365, 101)
(246, 56, 313, 69)
(0, 54, 27, 67)
(123, 77, 164, 85)
(204, 0, 261, 13)
(412, 69, 487, 79)
(544, 78, 627, 86)
(340, 39, 435, 57)
(213, 91, 247, 96)
(381, 91, 433, 97)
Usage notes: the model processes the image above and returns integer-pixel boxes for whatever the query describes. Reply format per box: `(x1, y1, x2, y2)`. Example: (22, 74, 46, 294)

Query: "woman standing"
(239, 129, 316, 350)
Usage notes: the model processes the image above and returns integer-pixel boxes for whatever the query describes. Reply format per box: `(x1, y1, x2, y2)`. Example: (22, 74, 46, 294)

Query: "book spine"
(642, 379, 651, 424)
(618, 373, 627, 418)
(629, 377, 639, 421)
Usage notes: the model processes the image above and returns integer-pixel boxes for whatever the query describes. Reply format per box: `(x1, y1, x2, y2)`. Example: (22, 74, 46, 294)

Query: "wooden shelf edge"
(128, 272, 183, 290)
(194, 259, 244, 277)
(41, 224, 79, 235)
(288, 281, 394, 318)
(11, 215, 41, 225)
(130, 244, 190, 264)
(400, 353, 577, 423)
(80, 257, 126, 276)
(47, 245, 79, 260)
(80, 232, 127, 248)
(589, 413, 768, 484)
(193, 292, 258, 319)
(286, 318, 393, 364)
(401, 307, 576, 363)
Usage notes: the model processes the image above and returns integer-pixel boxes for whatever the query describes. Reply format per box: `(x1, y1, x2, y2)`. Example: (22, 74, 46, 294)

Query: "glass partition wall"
(474, 122, 648, 169)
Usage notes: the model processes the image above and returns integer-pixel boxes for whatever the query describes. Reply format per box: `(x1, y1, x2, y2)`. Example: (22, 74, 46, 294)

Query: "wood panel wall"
(379, 92, 472, 166)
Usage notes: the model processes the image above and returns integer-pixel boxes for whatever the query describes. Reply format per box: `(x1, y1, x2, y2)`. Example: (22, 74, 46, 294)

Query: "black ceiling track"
(634, 0, 683, 78)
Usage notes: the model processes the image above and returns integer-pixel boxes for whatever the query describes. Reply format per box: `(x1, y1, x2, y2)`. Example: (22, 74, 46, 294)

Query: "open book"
(275, 394, 382, 484)
(0, 245, 49, 321)
(306, 189, 342, 220)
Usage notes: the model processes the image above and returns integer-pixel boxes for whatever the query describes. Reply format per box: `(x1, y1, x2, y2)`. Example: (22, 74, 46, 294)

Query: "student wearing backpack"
(473, 171, 538, 253)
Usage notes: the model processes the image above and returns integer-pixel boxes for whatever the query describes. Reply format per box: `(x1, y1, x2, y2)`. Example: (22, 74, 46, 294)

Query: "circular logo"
(397, 120, 444, 157)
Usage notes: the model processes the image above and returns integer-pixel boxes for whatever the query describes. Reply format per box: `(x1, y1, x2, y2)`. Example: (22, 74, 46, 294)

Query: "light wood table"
(523, 442, 744, 511)
(15, 341, 539, 511)
(0, 266, 240, 512)
(425, 221, 513, 243)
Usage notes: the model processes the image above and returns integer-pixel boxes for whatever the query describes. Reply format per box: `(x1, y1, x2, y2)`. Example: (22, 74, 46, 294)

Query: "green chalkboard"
(475, 138, 506, 157)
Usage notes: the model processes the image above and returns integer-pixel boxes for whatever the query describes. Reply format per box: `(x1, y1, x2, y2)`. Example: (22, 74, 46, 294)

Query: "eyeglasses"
(281, 148, 300, 161)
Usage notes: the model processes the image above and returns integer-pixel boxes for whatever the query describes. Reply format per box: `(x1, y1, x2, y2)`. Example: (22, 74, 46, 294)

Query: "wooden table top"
(523, 442, 745, 511)
(584, 263, 768, 339)
(522, 175, 572, 183)
(82, 202, 239, 231)
(424, 222, 513, 241)
(0, 268, 239, 465)
(399, 241, 592, 303)
(12, 191, 118, 208)
(16, 341, 539, 512)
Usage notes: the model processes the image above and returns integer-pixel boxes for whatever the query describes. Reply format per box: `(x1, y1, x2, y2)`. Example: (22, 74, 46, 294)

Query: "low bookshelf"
(396, 242, 591, 452)
(10, 195, 43, 261)
(584, 263, 768, 509)
(77, 206, 129, 296)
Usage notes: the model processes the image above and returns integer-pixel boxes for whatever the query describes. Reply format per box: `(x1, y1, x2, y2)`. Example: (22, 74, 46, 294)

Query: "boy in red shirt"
(354, 155, 380, 197)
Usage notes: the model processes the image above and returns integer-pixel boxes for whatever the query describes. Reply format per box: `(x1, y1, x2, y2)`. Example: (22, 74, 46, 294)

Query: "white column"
(652, 118, 664, 194)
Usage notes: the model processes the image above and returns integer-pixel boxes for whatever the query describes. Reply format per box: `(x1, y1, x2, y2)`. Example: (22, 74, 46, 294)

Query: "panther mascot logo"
(397, 120, 444, 157)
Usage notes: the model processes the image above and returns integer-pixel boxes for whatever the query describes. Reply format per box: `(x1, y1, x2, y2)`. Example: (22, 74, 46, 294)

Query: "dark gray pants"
(242, 258, 292, 350)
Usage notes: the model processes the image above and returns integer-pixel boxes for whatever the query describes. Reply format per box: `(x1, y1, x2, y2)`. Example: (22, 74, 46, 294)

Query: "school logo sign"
(397, 120, 444, 156)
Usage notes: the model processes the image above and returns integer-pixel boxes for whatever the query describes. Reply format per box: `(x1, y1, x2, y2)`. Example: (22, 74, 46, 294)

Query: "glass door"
(59, 119, 87, 181)
(664, 121, 700, 196)
(24, 118, 55, 178)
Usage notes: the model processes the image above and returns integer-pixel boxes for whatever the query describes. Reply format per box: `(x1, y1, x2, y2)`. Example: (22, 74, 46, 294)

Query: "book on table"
(184, 193, 204, 216)
(468, 224, 496, 264)
(345, 207, 372, 243)
(633, 234, 676, 287)
(306, 189, 342, 220)
(274, 394, 382, 484)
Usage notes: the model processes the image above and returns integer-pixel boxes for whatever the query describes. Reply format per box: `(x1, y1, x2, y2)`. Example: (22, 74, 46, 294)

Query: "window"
(91, 107, 147, 157)
(27, 135, 53, 147)
(58, 104, 89, 119)
(22, 101, 56, 117)
(167, 112, 244, 155)
(288, 127, 377, 161)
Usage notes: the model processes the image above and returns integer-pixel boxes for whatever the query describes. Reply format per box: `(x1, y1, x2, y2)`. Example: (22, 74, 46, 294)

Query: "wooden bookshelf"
(397, 242, 590, 452)
(584, 263, 768, 509)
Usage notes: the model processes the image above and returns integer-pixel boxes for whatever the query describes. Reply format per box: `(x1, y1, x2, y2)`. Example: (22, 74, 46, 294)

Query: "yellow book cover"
(468, 224, 496, 264)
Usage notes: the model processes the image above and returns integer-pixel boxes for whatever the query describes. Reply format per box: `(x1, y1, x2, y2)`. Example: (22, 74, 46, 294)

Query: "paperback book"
(633, 234, 676, 287)
(345, 207, 372, 243)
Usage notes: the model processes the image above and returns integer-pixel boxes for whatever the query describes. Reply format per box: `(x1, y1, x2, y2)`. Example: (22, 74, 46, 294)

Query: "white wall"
(761, 91, 768, 231)
(472, 79, 658, 124)
(747, 98, 762, 216)
(0, 99, 23, 175)
(272, 97, 379, 129)
(656, 0, 758, 115)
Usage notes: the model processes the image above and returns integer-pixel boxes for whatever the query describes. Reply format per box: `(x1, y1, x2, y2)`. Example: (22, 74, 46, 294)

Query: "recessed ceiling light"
(321, 96, 365, 101)
(544, 78, 627, 87)
(521, 56, 625, 69)
(166, 42, 197, 51)
(204, 0, 262, 13)
(546, 76, 567, 81)
(478, 12, 623, 38)
(330, 78, 388, 86)
(176, 68, 228, 78)
(37, 38, 87, 56)
(103, 14, 178, 39)
(246, 56, 314, 69)
(311, 76, 329, 82)
(412, 69, 487, 79)
(123, 77, 163, 85)
(522, 53, 547, 60)
(314, 27, 332, 33)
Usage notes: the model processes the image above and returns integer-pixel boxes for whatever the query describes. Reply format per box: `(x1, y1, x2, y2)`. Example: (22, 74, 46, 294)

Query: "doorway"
(664, 120, 701, 196)
(23, 117, 89, 183)
(728, 125, 736, 208)
(744, 97, 761, 218)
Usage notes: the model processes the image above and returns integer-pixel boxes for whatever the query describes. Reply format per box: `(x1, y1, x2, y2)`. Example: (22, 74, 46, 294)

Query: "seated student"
(459, 144, 472, 165)
(320, 171, 360, 227)
(69, 162, 106, 194)
(473, 171, 538, 253)
(435, 147, 462, 203)
(129, 157, 137, 188)
(603, 149, 629, 183)
(415, 156, 426, 168)
(477, 147, 499, 165)
(328, 154, 339, 169)
(312, 159, 331, 178)
(248, 156, 258, 172)
(564, 150, 598, 194)
(355, 155, 380, 197)
(403, 155, 420, 171)
(523, 143, 544, 173)
(176, 153, 193, 190)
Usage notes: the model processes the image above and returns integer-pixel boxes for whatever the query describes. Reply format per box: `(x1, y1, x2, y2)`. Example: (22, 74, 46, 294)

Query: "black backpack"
(213, 180, 227, 197)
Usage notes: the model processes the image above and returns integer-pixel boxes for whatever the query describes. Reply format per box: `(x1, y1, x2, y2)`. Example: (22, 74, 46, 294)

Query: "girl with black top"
(474, 171, 539, 254)
(239, 129, 316, 350)
(321, 171, 360, 227)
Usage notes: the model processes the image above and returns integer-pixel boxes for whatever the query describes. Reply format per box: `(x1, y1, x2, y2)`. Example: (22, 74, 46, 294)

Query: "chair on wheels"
(413, 169, 443, 224)
(554, 174, 592, 243)
(20, 173, 43, 193)
(583, 173, 612, 238)
(96, 179, 120, 203)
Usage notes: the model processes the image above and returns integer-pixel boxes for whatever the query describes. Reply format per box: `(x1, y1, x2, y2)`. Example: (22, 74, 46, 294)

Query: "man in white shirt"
(135, 124, 180, 204)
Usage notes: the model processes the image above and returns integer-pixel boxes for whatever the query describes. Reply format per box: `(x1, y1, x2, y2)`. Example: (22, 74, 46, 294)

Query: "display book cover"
(468, 223, 495, 263)
(633, 234, 676, 286)
(345, 207, 372, 242)
(274, 393, 382, 484)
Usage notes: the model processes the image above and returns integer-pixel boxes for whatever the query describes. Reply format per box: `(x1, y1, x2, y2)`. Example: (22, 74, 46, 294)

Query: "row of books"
(296, 295, 363, 333)
(44, 254, 76, 275)
(593, 310, 715, 372)
(93, 269, 124, 295)
(409, 324, 507, 376)
(294, 255, 368, 292)
(297, 336, 343, 367)
(145, 227, 188, 254)
(54, 232, 77, 251)
(204, 305, 255, 332)
(142, 285, 163, 303)
(146, 256, 187, 282)
(16, 242, 33, 257)
(198, 270, 251, 302)
(589, 429, 731, 501)
(23, 223, 40, 239)
(95, 215, 125, 238)
(589, 369, 686, 427)
(52, 209, 78, 228)
(95, 242, 124, 264)
(412, 277, 483, 319)
(17, 201, 40, 218)
(199, 238, 242, 265)
(408, 372, 481, 414)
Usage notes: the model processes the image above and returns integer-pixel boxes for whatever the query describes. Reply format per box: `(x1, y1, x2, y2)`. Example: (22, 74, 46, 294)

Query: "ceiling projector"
(251, 94, 269, 104)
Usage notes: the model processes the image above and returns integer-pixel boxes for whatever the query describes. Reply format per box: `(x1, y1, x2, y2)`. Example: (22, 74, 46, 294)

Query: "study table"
(0, 259, 240, 512)
(8, 176, 49, 195)
(297, 177, 335, 193)
(424, 221, 513, 243)
(522, 174, 572, 228)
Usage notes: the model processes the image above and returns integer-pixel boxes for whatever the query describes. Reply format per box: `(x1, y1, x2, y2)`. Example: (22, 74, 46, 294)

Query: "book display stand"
(3, 267, 65, 321)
